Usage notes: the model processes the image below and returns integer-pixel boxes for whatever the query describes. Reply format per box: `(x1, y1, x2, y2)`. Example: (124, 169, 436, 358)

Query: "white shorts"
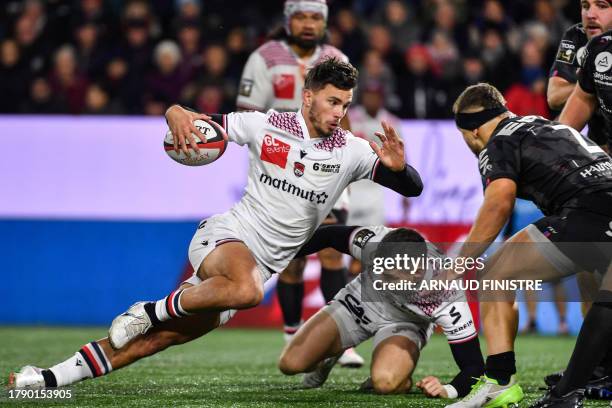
(324, 280, 433, 350)
(183, 212, 273, 326)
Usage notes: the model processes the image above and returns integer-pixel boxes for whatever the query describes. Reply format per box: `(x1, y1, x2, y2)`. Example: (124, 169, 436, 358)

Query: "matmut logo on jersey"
(259, 173, 329, 205)
(260, 134, 290, 169)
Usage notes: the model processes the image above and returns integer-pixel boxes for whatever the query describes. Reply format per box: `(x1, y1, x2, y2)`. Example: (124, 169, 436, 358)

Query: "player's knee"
(278, 352, 304, 375)
(372, 372, 408, 395)
(233, 283, 264, 308)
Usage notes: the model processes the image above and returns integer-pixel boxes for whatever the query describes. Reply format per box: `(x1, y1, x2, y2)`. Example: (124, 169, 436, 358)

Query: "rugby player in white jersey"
(9, 58, 423, 389)
(237, 0, 361, 366)
(279, 225, 485, 399)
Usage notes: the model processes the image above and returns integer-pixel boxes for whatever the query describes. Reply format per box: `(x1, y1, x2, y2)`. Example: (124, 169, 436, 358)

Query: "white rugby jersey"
(236, 40, 350, 211)
(219, 109, 379, 273)
(348, 226, 477, 344)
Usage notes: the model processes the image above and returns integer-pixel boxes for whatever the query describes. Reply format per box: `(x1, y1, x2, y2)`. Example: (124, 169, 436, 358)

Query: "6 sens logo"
(261, 135, 290, 169)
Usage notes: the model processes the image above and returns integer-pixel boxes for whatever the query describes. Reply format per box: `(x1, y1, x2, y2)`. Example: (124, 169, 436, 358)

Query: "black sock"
(276, 280, 304, 328)
(143, 301, 161, 326)
(485, 351, 516, 385)
(41, 369, 57, 387)
(555, 300, 612, 396)
(320, 267, 347, 303)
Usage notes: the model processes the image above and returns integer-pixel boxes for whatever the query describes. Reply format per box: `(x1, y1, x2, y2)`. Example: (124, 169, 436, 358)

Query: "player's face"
(304, 84, 352, 137)
(581, 0, 612, 39)
(289, 11, 326, 49)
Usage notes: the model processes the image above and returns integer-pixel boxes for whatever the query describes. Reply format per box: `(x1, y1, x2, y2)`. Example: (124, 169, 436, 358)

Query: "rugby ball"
(164, 119, 228, 166)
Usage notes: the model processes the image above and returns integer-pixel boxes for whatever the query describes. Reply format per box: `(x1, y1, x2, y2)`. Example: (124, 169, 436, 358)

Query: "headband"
(455, 106, 508, 131)
(284, 0, 328, 34)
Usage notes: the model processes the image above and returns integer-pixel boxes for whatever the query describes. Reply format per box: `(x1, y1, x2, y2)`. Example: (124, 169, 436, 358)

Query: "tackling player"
(9, 58, 423, 389)
(544, 0, 612, 399)
(446, 83, 612, 408)
(236, 0, 362, 367)
(278, 224, 485, 399)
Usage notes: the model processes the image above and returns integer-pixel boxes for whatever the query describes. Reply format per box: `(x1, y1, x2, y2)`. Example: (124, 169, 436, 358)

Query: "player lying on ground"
(278, 225, 485, 399)
(446, 83, 612, 408)
(8, 58, 424, 389)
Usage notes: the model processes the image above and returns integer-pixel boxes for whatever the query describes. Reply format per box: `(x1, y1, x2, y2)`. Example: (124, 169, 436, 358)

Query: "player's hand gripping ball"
(164, 119, 228, 166)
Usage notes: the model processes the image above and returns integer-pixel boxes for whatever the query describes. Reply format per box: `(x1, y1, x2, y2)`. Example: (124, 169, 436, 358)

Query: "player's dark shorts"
(533, 194, 612, 274)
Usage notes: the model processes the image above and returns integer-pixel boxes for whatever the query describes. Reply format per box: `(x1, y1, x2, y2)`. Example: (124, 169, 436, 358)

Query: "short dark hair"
(374, 228, 427, 261)
(453, 82, 506, 114)
(304, 57, 358, 91)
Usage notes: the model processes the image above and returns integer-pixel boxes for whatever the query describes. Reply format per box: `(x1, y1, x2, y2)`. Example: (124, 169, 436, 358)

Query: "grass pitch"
(0, 327, 609, 407)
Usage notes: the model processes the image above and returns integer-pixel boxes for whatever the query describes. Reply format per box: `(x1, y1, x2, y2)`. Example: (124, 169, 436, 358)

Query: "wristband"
(443, 384, 458, 399)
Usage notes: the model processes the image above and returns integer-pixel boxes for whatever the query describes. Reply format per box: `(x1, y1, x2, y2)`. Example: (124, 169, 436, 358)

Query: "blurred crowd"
(0, 0, 582, 118)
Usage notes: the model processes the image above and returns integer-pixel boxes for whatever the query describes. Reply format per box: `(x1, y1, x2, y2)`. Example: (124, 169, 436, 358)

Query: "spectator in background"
(504, 40, 550, 118)
(358, 49, 400, 111)
(84, 83, 122, 114)
(145, 40, 190, 113)
(334, 8, 366, 63)
(48, 45, 89, 114)
(533, 0, 570, 46)
(397, 44, 448, 118)
(0, 39, 29, 113)
(14, 12, 51, 76)
(225, 28, 250, 82)
(427, 0, 469, 51)
(375, 0, 420, 51)
(176, 19, 202, 78)
(21, 77, 66, 114)
(74, 22, 108, 81)
(479, 25, 518, 92)
(367, 24, 404, 77)
(101, 57, 131, 111)
(193, 84, 232, 114)
(73, 0, 115, 42)
(427, 29, 460, 80)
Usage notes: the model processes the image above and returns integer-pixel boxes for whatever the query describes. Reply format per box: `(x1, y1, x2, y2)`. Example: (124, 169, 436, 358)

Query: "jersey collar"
(297, 109, 310, 140)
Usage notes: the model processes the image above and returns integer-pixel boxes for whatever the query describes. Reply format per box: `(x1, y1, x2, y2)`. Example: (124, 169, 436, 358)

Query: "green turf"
(0, 327, 609, 407)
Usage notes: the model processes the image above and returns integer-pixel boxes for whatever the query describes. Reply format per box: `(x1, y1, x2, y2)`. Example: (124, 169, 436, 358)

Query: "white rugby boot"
(8, 365, 45, 388)
(338, 347, 364, 368)
(303, 355, 341, 389)
(108, 302, 152, 349)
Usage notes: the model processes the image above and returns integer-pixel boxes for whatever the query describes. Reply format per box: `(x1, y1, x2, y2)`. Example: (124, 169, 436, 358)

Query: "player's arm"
(558, 82, 597, 131)
(458, 178, 517, 259)
(417, 337, 485, 398)
(236, 51, 271, 112)
(547, 76, 575, 111)
(294, 225, 359, 258)
(370, 121, 423, 196)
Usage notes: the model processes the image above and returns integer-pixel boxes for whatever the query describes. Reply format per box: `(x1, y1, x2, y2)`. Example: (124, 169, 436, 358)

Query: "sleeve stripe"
(369, 158, 381, 180)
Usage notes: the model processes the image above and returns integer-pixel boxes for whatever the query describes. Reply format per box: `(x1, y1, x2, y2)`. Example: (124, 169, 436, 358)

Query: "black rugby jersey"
(479, 115, 612, 216)
(550, 23, 608, 146)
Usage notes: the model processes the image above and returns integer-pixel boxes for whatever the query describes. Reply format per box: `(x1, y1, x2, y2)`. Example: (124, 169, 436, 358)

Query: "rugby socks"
(144, 289, 193, 325)
(320, 267, 347, 303)
(554, 301, 612, 396)
(485, 351, 516, 385)
(277, 280, 304, 335)
(43, 342, 112, 386)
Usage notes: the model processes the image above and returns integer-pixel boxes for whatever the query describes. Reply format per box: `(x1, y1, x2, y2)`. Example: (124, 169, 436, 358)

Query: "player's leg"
(552, 281, 568, 335)
(369, 332, 420, 394)
(276, 258, 306, 341)
(278, 308, 343, 376)
(109, 240, 265, 349)
(9, 282, 228, 388)
(521, 291, 538, 334)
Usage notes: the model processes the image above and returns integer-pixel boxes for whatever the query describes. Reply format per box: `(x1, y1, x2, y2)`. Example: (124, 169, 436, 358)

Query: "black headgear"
(455, 106, 508, 131)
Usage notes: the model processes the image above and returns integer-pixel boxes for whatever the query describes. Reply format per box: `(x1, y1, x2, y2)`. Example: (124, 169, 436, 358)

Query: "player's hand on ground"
(165, 105, 211, 156)
(416, 376, 448, 398)
(371, 121, 406, 171)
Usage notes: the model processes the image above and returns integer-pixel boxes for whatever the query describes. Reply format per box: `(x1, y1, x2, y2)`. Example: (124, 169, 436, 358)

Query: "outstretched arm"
(369, 121, 423, 197)
(558, 83, 596, 131)
(295, 225, 359, 258)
